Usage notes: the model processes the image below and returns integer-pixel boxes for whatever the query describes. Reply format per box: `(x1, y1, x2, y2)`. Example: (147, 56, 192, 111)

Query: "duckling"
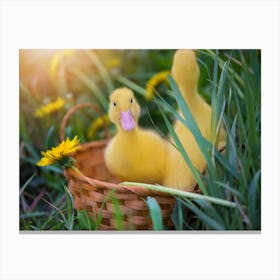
(105, 87, 168, 184)
(163, 50, 226, 190)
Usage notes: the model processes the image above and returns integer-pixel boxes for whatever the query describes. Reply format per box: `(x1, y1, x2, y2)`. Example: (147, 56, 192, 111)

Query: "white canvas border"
(1, 0, 279, 279)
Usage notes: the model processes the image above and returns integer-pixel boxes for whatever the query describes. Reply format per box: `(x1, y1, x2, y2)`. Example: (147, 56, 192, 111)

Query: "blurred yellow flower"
(49, 49, 74, 78)
(37, 136, 80, 167)
(87, 115, 110, 139)
(104, 57, 121, 69)
(35, 97, 65, 118)
(62, 50, 74, 56)
(145, 70, 170, 101)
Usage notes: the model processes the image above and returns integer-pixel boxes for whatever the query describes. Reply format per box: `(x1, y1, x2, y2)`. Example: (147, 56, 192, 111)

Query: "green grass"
(19, 49, 261, 230)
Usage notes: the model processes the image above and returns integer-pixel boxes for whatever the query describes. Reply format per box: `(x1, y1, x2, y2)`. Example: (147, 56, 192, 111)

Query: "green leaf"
(145, 196, 163, 230)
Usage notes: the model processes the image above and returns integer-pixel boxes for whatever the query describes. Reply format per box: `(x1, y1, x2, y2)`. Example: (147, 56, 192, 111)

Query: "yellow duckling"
(105, 87, 168, 184)
(163, 50, 226, 191)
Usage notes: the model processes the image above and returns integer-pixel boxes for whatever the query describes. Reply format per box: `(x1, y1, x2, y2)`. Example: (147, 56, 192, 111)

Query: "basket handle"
(60, 103, 110, 142)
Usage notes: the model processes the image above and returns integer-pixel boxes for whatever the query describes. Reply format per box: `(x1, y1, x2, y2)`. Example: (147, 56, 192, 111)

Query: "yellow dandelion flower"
(49, 49, 74, 78)
(87, 115, 110, 139)
(37, 136, 80, 167)
(145, 70, 170, 101)
(35, 97, 65, 118)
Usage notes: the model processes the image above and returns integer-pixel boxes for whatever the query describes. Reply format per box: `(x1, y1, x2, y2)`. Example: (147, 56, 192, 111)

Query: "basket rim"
(60, 103, 110, 142)
(76, 139, 109, 151)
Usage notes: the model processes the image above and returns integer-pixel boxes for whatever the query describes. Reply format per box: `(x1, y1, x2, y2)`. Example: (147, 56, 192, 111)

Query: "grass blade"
(211, 49, 219, 143)
(19, 173, 37, 196)
(194, 199, 225, 227)
(228, 115, 238, 170)
(145, 196, 163, 230)
(95, 189, 116, 229)
(249, 50, 260, 88)
(179, 198, 225, 230)
(84, 50, 115, 94)
(171, 199, 184, 230)
(209, 146, 240, 179)
(168, 75, 214, 175)
(64, 184, 74, 230)
(111, 196, 124, 230)
(71, 68, 108, 111)
(156, 99, 207, 194)
(77, 210, 94, 230)
(116, 75, 147, 97)
(212, 60, 229, 147)
(20, 212, 47, 219)
(248, 170, 261, 229)
(44, 125, 55, 149)
(121, 181, 236, 208)
(23, 141, 40, 160)
(214, 181, 242, 198)
(20, 111, 32, 142)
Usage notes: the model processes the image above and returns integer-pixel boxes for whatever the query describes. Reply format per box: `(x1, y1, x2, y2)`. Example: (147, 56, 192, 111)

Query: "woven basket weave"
(60, 103, 179, 230)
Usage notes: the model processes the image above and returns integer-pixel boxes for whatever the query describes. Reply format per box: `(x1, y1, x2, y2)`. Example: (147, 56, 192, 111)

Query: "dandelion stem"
(70, 165, 82, 175)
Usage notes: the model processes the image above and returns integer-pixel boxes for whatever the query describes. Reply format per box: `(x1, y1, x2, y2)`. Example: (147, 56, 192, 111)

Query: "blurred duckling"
(163, 50, 226, 191)
(105, 87, 168, 184)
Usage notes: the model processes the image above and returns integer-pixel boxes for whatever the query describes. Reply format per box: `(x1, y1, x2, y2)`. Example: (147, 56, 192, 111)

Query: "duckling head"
(171, 49, 200, 96)
(109, 87, 140, 131)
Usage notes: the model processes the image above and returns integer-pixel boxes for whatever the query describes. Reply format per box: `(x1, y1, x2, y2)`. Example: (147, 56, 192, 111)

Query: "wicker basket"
(60, 103, 177, 230)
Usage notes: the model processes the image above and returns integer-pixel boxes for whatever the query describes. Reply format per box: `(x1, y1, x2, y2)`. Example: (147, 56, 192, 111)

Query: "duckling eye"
(113, 102, 116, 107)
(130, 98, 133, 103)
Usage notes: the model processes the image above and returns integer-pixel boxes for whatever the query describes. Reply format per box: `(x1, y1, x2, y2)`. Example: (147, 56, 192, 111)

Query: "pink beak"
(120, 110, 135, 131)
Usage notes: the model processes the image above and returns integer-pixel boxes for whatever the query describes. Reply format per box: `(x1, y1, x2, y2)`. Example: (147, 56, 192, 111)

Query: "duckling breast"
(105, 129, 168, 184)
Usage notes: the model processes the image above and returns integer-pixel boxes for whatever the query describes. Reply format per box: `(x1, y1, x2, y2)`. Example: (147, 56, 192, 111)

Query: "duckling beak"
(120, 110, 135, 131)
